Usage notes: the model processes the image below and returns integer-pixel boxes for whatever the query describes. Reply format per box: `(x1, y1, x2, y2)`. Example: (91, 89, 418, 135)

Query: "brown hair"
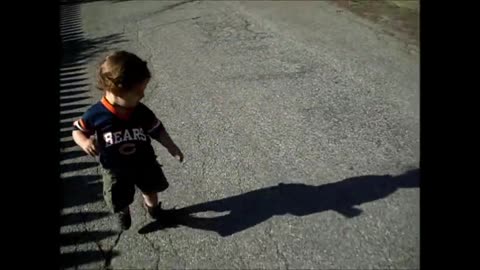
(96, 51, 151, 94)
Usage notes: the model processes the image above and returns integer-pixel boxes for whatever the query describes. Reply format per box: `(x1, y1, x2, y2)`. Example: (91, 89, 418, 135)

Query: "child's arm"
(72, 130, 98, 156)
(143, 104, 184, 162)
(152, 128, 184, 162)
(72, 110, 97, 156)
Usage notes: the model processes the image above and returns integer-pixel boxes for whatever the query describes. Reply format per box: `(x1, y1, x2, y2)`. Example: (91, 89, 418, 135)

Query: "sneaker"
(115, 208, 131, 231)
(144, 202, 162, 219)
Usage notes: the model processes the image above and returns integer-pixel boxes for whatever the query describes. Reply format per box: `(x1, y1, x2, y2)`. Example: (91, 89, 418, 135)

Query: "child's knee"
(142, 191, 157, 197)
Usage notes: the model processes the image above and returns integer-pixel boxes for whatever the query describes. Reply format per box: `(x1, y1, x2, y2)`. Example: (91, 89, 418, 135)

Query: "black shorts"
(102, 161, 169, 213)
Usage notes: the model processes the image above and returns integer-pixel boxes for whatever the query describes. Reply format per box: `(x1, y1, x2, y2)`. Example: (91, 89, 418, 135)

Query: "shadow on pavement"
(139, 168, 419, 237)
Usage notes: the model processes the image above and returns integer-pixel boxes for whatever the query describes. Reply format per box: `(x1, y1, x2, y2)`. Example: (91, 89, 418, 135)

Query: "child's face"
(121, 79, 150, 105)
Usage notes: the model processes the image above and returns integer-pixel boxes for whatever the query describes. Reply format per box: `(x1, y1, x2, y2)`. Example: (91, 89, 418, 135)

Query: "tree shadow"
(62, 175, 103, 209)
(60, 150, 86, 161)
(62, 211, 109, 226)
(59, 67, 85, 74)
(60, 0, 133, 4)
(59, 1, 128, 268)
(60, 77, 88, 84)
(60, 103, 91, 111)
(60, 162, 98, 173)
(60, 71, 87, 79)
(60, 90, 90, 97)
(61, 231, 117, 246)
(139, 169, 419, 237)
(60, 83, 90, 91)
(60, 139, 78, 149)
(60, 96, 90, 104)
(61, 251, 119, 269)
(60, 111, 84, 121)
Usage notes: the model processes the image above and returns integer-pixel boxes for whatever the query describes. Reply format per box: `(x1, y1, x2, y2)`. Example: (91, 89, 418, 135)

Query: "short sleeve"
(140, 104, 165, 137)
(73, 110, 95, 137)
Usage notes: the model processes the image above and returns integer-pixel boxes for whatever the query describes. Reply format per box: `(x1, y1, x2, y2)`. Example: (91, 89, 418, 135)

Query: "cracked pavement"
(60, 1, 419, 269)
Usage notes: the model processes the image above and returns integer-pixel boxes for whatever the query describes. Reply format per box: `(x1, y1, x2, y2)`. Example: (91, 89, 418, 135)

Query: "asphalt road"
(59, 1, 419, 269)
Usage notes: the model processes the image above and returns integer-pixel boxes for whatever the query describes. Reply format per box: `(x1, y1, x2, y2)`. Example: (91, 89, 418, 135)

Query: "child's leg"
(142, 192, 158, 207)
(137, 162, 169, 208)
(102, 168, 135, 213)
(142, 192, 162, 219)
(136, 162, 169, 218)
(102, 168, 135, 230)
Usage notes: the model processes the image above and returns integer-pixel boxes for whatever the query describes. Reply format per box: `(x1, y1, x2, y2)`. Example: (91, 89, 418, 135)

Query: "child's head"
(97, 51, 151, 103)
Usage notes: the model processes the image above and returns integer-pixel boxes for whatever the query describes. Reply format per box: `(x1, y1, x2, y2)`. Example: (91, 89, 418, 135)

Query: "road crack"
(103, 232, 123, 269)
(266, 223, 289, 269)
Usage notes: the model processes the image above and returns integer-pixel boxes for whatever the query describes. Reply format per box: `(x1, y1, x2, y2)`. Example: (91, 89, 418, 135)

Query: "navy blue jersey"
(73, 97, 165, 169)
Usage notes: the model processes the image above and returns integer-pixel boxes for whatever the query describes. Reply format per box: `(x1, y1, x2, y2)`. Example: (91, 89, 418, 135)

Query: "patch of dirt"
(331, 0, 419, 48)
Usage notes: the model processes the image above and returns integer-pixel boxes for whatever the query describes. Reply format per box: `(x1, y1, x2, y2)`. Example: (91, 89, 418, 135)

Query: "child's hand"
(80, 138, 99, 156)
(169, 146, 184, 163)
